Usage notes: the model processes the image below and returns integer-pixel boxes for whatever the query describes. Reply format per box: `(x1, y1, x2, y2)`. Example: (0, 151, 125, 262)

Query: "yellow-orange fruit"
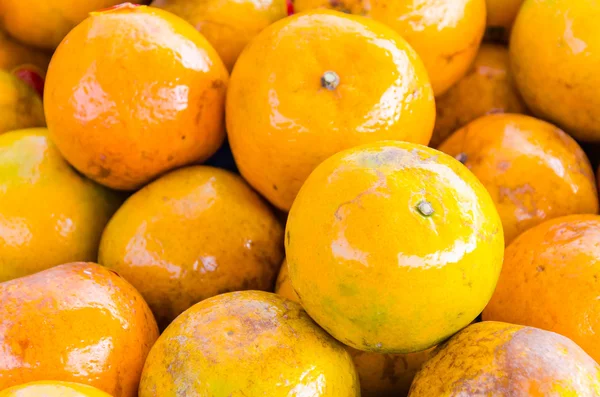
(44, 4, 228, 190)
(409, 322, 600, 396)
(431, 44, 527, 147)
(438, 114, 598, 245)
(99, 166, 284, 328)
(0, 129, 121, 283)
(0, 381, 112, 397)
(227, 10, 435, 211)
(151, 0, 288, 71)
(286, 141, 504, 353)
(0, 263, 159, 396)
(510, 0, 600, 141)
(0, 70, 44, 135)
(139, 291, 360, 396)
(483, 215, 600, 363)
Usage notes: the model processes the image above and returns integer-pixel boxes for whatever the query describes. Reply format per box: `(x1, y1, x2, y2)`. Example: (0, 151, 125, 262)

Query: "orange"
(0, 381, 112, 397)
(44, 4, 228, 190)
(151, 0, 289, 71)
(0, 1, 147, 50)
(286, 141, 504, 353)
(227, 10, 435, 211)
(484, 0, 523, 41)
(0, 129, 121, 282)
(292, 0, 487, 96)
(275, 260, 433, 397)
(0, 29, 50, 71)
(99, 166, 284, 329)
(409, 321, 600, 395)
(510, 0, 600, 141)
(438, 114, 598, 245)
(483, 215, 600, 363)
(0, 263, 159, 396)
(139, 291, 360, 396)
(431, 44, 527, 147)
(0, 70, 44, 135)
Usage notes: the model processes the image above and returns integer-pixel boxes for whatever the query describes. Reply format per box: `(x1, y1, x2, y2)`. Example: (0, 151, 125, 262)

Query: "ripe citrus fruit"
(438, 114, 598, 245)
(0, 29, 50, 71)
(139, 291, 360, 396)
(151, 0, 289, 71)
(0, 0, 146, 50)
(0, 70, 44, 135)
(409, 321, 600, 396)
(285, 141, 504, 353)
(0, 263, 159, 396)
(431, 44, 527, 147)
(511, 0, 600, 141)
(99, 166, 284, 328)
(292, 0, 487, 96)
(44, 4, 228, 190)
(275, 260, 434, 397)
(227, 10, 435, 211)
(0, 381, 112, 397)
(483, 215, 600, 362)
(0, 129, 121, 282)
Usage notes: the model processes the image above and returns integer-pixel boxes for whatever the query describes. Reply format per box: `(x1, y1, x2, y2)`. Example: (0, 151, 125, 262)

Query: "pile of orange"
(2, 0, 600, 396)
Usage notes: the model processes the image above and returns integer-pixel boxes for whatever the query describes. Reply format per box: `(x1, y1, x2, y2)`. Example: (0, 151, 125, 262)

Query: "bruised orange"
(409, 321, 600, 396)
(431, 44, 527, 147)
(0, 263, 159, 396)
(227, 10, 435, 211)
(0, 0, 146, 50)
(438, 114, 598, 245)
(275, 260, 433, 396)
(139, 291, 360, 396)
(483, 215, 600, 363)
(510, 0, 600, 141)
(44, 4, 228, 190)
(0, 70, 44, 135)
(286, 141, 504, 353)
(0, 30, 50, 71)
(0, 381, 112, 397)
(0, 129, 121, 282)
(292, 0, 487, 96)
(99, 166, 284, 328)
(151, 0, 289, 71)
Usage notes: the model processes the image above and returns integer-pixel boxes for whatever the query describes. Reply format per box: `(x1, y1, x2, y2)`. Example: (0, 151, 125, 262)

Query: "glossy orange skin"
(151, 0, 288, 71)
(227, 10, 435, 211)
(0, 129, 121, 282)
(0, 0, 147, 50)
(293, 0, 487, 96)
(139, 291, 360, 396)
(0, 381, 112, 397)
(431, 44, 527, 148)
(276, 261, 433, 397)
(483, 215, 600, 363)
(99, 166, 284, 328)
(286, 141, 504, 353)
(0, 30, 50, 71)
(0, 70, 45, 135)
(409, 321, 600, 396)
(0, 263, 159, 396)
(439, 114, 598, 245)
(511, 0, 600, 141)
(44, 4, 228, 190)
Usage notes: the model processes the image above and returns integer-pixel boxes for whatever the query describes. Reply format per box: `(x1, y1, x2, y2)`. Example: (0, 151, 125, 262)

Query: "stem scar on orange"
(44, 4, 228, 191)
(285, 141, 504, 354)
(227, 9, 435, 211)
